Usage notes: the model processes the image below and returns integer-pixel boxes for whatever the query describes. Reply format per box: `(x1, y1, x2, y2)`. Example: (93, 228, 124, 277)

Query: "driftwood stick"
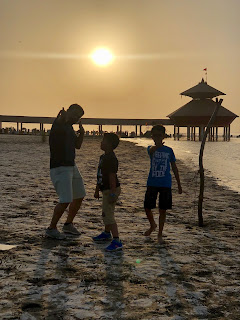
(198, 98, 223, 227)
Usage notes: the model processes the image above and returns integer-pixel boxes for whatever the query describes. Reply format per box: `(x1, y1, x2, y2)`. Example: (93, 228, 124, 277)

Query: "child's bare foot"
(144, 224, 157, 236)
(157, 235, 165, 244)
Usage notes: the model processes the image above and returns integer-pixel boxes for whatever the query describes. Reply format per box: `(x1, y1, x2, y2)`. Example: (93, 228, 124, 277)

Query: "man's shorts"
(102, 186, 121, 225)
(50, 165, 86, 203)
(144, 186, 172, 210)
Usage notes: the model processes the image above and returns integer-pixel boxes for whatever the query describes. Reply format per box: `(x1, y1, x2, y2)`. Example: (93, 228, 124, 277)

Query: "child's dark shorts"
(144, 186, 172, 210)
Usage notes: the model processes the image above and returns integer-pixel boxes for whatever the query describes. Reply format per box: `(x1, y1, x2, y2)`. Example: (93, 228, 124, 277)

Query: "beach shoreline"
(0, 135, 239, 319)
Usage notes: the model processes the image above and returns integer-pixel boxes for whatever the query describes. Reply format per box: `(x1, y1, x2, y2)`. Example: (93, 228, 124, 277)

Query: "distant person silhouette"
(46, 104, 86, 239)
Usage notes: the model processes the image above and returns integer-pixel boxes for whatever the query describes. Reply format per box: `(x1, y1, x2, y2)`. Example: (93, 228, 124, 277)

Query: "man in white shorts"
(46, 104, 86, 239)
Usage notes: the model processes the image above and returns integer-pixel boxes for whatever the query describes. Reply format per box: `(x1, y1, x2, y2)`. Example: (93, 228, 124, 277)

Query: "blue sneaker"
(92, 231, 112, 242)
(105, 239, 123, 252)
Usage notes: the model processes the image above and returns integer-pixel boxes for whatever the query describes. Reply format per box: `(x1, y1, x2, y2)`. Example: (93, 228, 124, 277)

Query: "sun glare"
(91, 48, 113, 66)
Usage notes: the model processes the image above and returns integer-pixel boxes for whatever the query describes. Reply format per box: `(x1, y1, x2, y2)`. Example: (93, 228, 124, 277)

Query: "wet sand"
(0, 134, 239, 319)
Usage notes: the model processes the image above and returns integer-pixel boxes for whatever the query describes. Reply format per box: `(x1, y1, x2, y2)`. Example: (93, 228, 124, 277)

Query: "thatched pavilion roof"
(180, 79, 226, 99)
(168, 99, 238, 126)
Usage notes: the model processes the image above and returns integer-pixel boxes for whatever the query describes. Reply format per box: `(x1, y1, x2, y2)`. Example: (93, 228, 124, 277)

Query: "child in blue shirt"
(144, 125, 182, 244)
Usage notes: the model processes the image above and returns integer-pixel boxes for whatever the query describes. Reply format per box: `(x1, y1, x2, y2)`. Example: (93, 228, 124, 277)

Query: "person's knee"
(159, 209, 166, 217)
(102, 212, 115, 225)
(72, 197, 84, 205)
(56, 202, 69, 211)
(145, 208, 152, 215)
(70, 198, 84, 210)
(59, 202, 69, 207)
(104, 218, 116, 225)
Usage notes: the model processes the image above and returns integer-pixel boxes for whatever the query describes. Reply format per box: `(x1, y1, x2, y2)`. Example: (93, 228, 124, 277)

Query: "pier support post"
(187, 126, 190, 140)
(198, 127, 200, 141)
(98, 125, 103, 135)
(199, 127, 204, 141)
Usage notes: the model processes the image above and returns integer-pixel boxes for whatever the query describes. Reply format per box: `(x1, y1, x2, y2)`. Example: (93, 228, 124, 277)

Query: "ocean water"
(124, 137, 240, 194)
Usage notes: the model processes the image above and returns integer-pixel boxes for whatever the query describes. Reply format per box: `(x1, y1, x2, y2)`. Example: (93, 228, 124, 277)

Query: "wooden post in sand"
(198, 98, 223, 227)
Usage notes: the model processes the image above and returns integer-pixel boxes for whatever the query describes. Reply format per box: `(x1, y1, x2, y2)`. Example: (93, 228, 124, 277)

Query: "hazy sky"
(1, 0, 239, 132)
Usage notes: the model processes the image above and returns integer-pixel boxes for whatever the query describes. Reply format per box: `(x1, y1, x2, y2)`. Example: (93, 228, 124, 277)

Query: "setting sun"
(91, 48, 113, 66)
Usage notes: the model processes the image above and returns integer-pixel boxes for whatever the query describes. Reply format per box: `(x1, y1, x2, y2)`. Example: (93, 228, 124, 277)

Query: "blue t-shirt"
(147, 145, 176, 188)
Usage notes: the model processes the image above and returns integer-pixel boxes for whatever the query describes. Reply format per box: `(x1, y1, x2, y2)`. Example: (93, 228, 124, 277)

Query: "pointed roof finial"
(180, 80, 225, 99)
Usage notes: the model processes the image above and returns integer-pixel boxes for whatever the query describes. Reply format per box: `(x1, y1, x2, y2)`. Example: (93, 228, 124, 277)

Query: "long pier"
(0, 115, 173, 135)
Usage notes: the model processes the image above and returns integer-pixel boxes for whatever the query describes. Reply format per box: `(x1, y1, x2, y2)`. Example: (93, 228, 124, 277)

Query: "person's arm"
(148, 143, 164, 155)
(75, 122, 85, 149)
(149, 145, 158, 155)
(109, 173, 117, 194)
(171, 162, 182, 194)
(56, 108, 66, 123)
(94, 184, 100, 199)
(108, 172, 117, 203)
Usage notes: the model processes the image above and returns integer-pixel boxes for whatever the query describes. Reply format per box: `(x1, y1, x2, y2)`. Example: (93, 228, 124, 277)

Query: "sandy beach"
(0, 134, 239, 320)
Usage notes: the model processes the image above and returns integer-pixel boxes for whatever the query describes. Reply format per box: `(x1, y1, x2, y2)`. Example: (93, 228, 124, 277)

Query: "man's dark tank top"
(49, 119, 76, 169)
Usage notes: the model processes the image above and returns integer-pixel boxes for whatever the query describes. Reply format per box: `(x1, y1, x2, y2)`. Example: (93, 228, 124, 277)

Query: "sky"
(0, 0, 240, 133)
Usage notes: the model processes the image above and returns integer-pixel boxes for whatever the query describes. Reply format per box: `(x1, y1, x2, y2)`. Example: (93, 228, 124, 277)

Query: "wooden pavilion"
(168, 79, 238, 141)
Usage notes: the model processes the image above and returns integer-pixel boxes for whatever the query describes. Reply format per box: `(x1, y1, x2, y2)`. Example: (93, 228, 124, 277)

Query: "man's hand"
(94, 190, 100, 199)
(178, 185, 182, 194)
(108, 193, 117, 203)
(75, 120, 85, 149)
(56, 108, 67, 122)
(94, 186, 100, 199)
(77, 121, 85, 135)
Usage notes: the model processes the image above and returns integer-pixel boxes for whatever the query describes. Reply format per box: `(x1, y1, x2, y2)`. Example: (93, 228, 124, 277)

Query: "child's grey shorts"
(50, 165, 86, 203)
